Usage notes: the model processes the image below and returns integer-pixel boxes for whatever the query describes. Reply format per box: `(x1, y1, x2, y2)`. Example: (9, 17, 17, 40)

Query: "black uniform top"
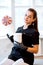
(15, 25, 39, 63)
(8, 24, 39, 64)
(16, 25, 39, 47)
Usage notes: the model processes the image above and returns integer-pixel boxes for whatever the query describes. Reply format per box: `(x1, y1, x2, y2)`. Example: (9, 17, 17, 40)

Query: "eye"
(28, 16, 31, 18)
(25, 14, 27, 16)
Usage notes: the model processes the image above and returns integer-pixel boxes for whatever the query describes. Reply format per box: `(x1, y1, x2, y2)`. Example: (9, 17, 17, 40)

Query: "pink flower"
(2, 16, 12, 26)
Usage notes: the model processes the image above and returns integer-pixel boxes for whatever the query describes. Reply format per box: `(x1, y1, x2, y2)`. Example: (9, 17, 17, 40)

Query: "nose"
(26, 16, 28, 19)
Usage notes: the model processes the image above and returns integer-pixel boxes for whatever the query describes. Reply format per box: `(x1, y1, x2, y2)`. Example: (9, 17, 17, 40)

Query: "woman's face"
(24, 10, 35, 25)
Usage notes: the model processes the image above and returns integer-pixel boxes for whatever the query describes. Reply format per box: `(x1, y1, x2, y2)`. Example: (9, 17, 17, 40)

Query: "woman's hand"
(27, 44, 39, 54)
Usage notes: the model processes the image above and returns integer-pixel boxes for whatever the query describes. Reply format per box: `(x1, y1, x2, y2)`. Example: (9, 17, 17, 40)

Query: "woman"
(2, 8, 39, 65)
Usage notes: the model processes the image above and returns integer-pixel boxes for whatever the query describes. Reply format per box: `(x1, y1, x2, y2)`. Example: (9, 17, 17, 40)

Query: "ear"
(33, 18, 36, 22)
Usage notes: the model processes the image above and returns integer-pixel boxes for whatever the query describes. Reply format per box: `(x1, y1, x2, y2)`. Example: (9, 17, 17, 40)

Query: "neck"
(25, 23, 31, 26)
(23, 23, 31, 29)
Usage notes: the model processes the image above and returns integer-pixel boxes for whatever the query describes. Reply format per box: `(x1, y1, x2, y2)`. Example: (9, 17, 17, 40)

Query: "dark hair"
(28, 8, 38, 31)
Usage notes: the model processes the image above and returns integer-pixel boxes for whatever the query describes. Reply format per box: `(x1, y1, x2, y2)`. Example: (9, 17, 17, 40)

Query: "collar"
(23, 24, 33, 29)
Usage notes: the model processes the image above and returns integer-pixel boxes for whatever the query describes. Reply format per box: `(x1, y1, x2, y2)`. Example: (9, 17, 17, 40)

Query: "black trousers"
(8, 45, 34, 65)
(27, 63, 33, 65)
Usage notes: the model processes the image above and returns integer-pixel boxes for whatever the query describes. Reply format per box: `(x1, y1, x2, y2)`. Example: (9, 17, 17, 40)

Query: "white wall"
(0, 38, 13, 62)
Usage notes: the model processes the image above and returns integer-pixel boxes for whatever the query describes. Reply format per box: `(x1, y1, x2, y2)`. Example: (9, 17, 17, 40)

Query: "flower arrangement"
(2, 16, 12, 26)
